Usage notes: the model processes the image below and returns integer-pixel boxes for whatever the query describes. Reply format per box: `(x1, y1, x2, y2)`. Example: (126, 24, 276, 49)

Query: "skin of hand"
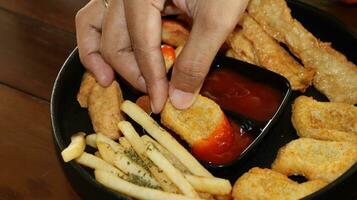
(76, 0, 249, 113)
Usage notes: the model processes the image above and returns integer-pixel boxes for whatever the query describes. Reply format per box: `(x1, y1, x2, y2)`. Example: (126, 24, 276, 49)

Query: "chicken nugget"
(292, 96, 357, 143)
(232, 167, 326, 200)
(247, 0, 357, 104)
(161, 95, 226, 146)
(240, 14, 315, 92)
(77, 71, 96, 108)
(272, 138, 357, 183)
(88, 81, 124, 139)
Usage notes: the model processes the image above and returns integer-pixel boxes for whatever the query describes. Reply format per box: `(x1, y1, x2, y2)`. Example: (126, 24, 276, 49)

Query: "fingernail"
(169, 88, 195, 109)
(150, 101, 159, 114)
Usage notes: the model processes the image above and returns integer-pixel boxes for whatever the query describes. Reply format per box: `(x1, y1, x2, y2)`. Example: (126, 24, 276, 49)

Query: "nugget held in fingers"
(88, 81, 124, 139)
(272, 138, 357, 183)
(292, 96, 357, 143)
(162, 19, 189, 47)
(232, 167, 326, 200)
(77, 71, 96, 108)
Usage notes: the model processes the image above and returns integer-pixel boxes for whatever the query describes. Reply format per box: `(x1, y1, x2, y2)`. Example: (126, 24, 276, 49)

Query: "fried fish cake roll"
(247, 0, 357, 104)
(272, 138, 357, 183)
(77, 71, 96, 108)
(292, 96, 357, 143)
(88, 81, 124, 139)
(240, 14, 315, 92)
(227, 28, 259, 65)
(232, 167, 326, 200)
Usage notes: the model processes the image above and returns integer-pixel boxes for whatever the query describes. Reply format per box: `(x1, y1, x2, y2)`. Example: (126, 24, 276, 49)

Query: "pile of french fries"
(61, 100, 232, 200)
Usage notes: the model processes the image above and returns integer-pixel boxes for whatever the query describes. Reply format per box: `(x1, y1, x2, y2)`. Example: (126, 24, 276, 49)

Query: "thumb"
(169, 0, 247, 109)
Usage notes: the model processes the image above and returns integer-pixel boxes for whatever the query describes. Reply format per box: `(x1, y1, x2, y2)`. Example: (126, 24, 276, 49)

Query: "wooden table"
(0, 0, 355, 199)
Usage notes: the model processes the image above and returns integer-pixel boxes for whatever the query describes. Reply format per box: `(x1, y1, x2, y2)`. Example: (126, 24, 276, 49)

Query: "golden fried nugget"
(77, 71, 96, 108)
(272, 138, 357, 183)
(248, 0, 357, 104)
(292, 96, 357, 143)
(227, 28, 259, 65)
(240, 14, 315, 92)
(162, 19, 189, 47)
(88, 81, 124, 139)
(161, 95, 225, 146)
(232, 167, 326, 200)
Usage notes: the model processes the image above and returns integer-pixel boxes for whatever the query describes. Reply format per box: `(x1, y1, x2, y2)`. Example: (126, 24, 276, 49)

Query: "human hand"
(76, 0, 249, 113)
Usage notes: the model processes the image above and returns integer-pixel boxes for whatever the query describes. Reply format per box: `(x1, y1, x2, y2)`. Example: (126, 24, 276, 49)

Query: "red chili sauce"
(192, 67, 283, 165)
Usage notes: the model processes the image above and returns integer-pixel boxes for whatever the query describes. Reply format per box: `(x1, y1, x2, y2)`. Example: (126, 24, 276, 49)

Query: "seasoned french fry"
(145, 142, 199, 198)
(141, 135, 189, 173)
(97, 142, 116, 165)
(119, 137, 132, 149)
(120, 100, 212, 177)
(61, 132, 86, 162)
(113, 154, 160, 189)
(95, 170, 202, 200)
(184, 175, 232, 195)
(85, 134, 97, 148)
(118, 121, 180, 193)
(94, 151, 101, 158)
(75, 152, 126, 178)
(96, 133, 125, 153)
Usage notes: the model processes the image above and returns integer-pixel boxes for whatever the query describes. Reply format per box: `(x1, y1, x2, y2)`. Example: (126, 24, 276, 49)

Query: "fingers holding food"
(75, 0, 114, 86)
(247, 0, 357, 104)
(272, 138, 357, 183)
(292, 96, 357, 143)
(232, 167, 327, 200)
(88, 81, 124, 139)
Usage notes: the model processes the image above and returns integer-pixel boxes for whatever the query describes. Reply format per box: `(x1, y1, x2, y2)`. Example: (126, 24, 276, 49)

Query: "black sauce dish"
(51, 1, 357, 199)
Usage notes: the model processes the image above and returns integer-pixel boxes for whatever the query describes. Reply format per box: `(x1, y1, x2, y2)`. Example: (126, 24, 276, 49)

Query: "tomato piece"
(192, 114, 234, 162)
(161, 44, 176, 71)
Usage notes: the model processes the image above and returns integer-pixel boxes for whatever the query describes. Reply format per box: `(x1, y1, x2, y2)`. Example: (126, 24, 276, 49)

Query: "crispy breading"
(88, 81, 124, 139)
(227, 28, 259, 65)
(161, 95, 224, 146)
(77, 71, 96, 108)
(272, 138, 357, 183)
(247, 0, 357, 104)
(232, 167, 326, 200)
(292, 96, 357, 143)
(240, 14, 315, 92)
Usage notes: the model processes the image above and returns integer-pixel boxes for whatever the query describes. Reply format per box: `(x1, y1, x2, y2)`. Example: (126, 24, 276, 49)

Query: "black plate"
(51, 1, 357, 199)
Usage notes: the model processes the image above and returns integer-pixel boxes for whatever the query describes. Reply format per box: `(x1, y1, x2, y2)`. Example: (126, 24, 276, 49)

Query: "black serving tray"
(51, 1, 357, 199)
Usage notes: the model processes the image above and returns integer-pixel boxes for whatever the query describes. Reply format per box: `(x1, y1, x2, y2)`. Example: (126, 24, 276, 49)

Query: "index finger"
(123, 0, 168, 114)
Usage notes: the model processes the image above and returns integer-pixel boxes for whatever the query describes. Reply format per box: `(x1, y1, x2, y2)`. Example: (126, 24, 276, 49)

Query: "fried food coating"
(77, 71, 96, 108)
(247, 0, 357, 104)
(292, 96, 357, 143)
(272, 138, 357, 183)
(227, 28, 259, 65)
(161, 95, 224, 146)
(88, 81, 124, 139)
(240, 14, 315, 92)
(232, 167, 326, 200)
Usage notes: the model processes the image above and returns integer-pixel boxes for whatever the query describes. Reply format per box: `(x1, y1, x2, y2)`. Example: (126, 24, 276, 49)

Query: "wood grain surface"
(0, 0, 355, 199)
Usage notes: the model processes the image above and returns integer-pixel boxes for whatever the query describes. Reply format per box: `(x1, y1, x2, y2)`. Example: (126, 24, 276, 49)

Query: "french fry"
(120, 100, 212, 177)
(95, 170, 202, 200)
(85, 134, 97, 148)
(184, 175, 232, 195)
(141, 135, 189, 173)
(145, 142, 200, 198)
(97, 142, 116, 165)
(94, 151, 102, 158)
(61, 132, 86, 162)
(113, 153, 160, 189)
(119, 137, 132, 149)
(75, 152, 126, 178)
(118, 121, 180, 193)
(96, 133, 125, 153)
